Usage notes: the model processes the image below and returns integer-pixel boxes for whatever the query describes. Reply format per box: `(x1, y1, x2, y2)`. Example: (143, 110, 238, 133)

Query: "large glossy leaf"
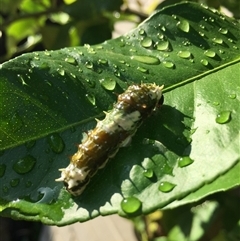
(0, 2, 239, 225)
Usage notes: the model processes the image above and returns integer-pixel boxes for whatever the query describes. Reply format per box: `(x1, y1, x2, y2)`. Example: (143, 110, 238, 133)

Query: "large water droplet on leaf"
(47, 133, 65, 154)
(178, 156, 194, 168)
(13, 155, 36, 174)
(177, 19, 190, 32)
(99, 78, 116, 90)
(131, 55, 160, 65)
(141, 37, 153, 48)
(121, 197, 142, 214)
(158, 181, 176, 192)
(215, 111, 231, 124)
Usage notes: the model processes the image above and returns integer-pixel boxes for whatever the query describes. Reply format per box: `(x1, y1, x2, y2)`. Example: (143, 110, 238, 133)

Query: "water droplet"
(99, 78, 116, 90)
(204, 50, 216, 58)
(13, 155, 36, 174)
(137, 66, 148, 73)
(163, 61, 175, 69)
(85, 79, 96, 88)
(39, 62, 50, 70)
(57, 69, 65, 76)
(85, 61, 93, 69)
(121, 197, 142, 214)
(177, 19, 190, 32)
(65, 57, 77, 65)
(139, 29, 145, 35)
(218, 28, 228, 34)
(156, 40, 169, 51)
(213, 101, 220, 106)
(143, 168, 154, 178)
(47, 133, 65, 153)
(98, 59, 108, 65)
(44, 51, 51, 56)
(201, 59, 209, 66)
(141, 37, 153, 48)
(157, 33, 165, 39)
(212, 38, 223, 45)
(70, 73, 76, 78)
(0, 164, 6, 177)
(178, 156, 194, 168)
(86, 94, 96, 105)
(158, 181, 176, 193)
(215, 111, 231, 124)
(10, 178, 20, 187)
(228, 94, 236, 99)
(177, 50, 191, 59)
(131, 55, 160, 65)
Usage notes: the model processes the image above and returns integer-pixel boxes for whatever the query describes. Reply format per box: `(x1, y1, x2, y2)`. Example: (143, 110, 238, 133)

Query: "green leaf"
(0, 2, 239, 225)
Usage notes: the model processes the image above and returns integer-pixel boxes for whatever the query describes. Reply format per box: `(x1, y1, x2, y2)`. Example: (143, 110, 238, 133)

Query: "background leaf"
(0, 2, 239, 225)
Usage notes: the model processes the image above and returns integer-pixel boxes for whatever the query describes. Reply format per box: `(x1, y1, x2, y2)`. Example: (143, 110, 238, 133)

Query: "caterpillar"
(55, 83, 164, 196)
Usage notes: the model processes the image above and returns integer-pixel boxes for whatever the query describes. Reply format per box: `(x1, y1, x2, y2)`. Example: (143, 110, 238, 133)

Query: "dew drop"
(218, 28, 228, 34)
(158, 181, 176, 193)
(178, 156, 194, 168)
(212, 38, 223, 45)
(139, 29, 145, 35)
(86, 94, 96, 105)
(157, 33, 165, 40)
(0, 164, 6, 177)
(98, 59, 108, 65)
(44, 51, 51, 56)
(177, 50, 191, 59)
(156, 40, 169, 51)
(201, 59, 209, 66)
(121, 197, 142, 214)
(65, 57, 77, 65)
(47, 133, 65, 154)
(137, 66, 148, 73)
(131, 55, 160, 65)
(215, 111, 231, 124)
(57, 69, 65, 76)
(177, 19, 190, 33)
(204, 50, 216, 58)
(140, 37, 153, 48)
(85, 61, 93, 69)
(10, 178, 20, 187)
(228, 93, 236, 99)
(13, 155, 36, 174)
(85, 79, 96, 88)
(70, 73, 76, 78)
(213, 101, 220, 106)
(163, 61, 175, 69)
(143, 168, 154, 178)
(39, 62, 50, 70)
(99, 78, 116, 90)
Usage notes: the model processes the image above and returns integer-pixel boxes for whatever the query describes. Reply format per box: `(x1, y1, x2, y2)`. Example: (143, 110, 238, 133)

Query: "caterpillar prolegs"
(55, 83, 164, 196)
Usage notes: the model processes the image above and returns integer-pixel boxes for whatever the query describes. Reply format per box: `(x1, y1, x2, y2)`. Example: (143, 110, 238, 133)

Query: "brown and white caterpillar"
(55, 83, 164, 196)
